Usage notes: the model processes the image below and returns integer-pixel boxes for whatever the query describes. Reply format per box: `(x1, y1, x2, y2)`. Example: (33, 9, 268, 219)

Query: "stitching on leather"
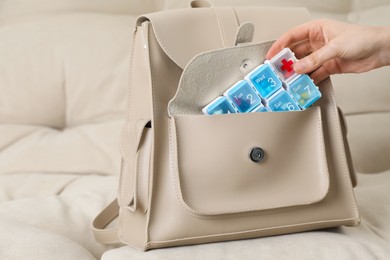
(169, 118, 220, 219)
(316, 107, 330, 199)
(168, 119, 195, 215)
(327, 81, 359, 219)
(170, 112, 330, 219)
(171, 118, 199, 212)
(146, 218, 357, 248)
(118, 159, 125, 201)
(136, 130, 152, 214)
(128, 27, 138, 121)
(150, 8, 239, 70)
(147, 23, 158, 247)
(135, 150, 141, 210)
(150, 22, 182, 68)
(213, 8, 227, 47)
(169, 118, 221, 219)
(231, 7, 240, 28)
(118, 26, 138, 202)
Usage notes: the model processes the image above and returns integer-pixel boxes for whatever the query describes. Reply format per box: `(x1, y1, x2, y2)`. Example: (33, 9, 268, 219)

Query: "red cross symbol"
(281, 59, 294, 72)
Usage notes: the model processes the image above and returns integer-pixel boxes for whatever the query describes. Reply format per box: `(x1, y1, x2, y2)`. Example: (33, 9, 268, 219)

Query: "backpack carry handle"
(190, 0, 212, 8)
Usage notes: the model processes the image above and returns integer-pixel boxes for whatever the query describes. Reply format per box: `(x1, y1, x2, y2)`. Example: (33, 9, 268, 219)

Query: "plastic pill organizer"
(202, 48, 321, 115)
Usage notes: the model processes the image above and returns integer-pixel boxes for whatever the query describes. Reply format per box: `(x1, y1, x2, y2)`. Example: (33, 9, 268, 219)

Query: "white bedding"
(1, 172, 389, 259)
(0, 173, 118, 259)
(101, 173, 390, 259)
(0, 0, 389, 259)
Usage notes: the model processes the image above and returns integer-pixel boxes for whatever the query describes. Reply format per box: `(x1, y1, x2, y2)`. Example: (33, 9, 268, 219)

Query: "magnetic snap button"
(249, 147, 265, 163)
(240, 59, 254, 74)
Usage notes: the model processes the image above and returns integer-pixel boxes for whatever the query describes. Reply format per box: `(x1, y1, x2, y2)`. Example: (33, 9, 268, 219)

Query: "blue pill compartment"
(287, 75, 322, 109)
(224, 80, 262, 113)
(201, 48, 322, 115)
(202, 96, 237, 115)
(246, 64, 282, 99)
(267, 89, 301, 112)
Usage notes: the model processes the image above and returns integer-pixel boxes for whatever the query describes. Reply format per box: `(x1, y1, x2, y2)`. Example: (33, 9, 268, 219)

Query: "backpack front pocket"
(168, 107, 329, 217)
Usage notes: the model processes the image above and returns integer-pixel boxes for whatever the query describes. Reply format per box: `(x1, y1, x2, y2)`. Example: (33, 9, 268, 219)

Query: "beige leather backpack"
(92, 1, 359, 251)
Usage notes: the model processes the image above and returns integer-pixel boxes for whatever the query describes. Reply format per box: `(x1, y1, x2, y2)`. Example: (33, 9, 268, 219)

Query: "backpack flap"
(136, 7, 311, 70)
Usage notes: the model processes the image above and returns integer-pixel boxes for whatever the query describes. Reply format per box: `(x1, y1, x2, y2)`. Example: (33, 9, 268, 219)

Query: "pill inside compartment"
(202, 47, 321, 115)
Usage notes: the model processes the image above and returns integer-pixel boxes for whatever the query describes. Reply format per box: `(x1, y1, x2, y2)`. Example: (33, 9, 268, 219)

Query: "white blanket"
(0, 173, 118, 259)
(1, 172, 389, 259)
(101, 173, 390, 260)
(1, 0, 389, 259)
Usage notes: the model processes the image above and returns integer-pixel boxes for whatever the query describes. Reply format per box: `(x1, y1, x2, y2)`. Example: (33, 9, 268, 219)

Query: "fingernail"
(294, 61, 306, 73)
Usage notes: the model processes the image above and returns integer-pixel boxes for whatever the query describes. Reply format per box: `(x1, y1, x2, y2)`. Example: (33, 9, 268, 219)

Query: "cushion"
(0, 11, 135, 175)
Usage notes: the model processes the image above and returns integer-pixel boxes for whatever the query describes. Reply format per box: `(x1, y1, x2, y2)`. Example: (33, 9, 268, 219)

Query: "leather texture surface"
(168, 41, 274, 116)
(169, 108, 329, 215)
(95, 6, 359, 251)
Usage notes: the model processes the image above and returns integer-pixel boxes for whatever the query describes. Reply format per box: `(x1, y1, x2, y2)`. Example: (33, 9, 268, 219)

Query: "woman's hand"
(266, 19, 390, 84)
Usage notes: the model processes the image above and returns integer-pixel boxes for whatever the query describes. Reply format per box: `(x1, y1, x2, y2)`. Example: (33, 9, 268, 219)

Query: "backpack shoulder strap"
(92, 199, 120, 244)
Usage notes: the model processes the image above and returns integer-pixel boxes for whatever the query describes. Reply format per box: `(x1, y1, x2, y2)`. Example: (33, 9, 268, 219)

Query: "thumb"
(294, 44, 339, 73)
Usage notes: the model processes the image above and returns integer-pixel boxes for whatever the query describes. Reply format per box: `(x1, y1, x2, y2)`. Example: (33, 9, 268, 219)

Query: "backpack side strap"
(92, 199, 120, 244)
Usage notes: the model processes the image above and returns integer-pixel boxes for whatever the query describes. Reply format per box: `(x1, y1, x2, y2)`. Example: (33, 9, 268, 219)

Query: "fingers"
(293, 43, 339, 74)
(266, 21, 321, 59)
(309, 66, 331, 85)
(289, 40, 312, 58)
